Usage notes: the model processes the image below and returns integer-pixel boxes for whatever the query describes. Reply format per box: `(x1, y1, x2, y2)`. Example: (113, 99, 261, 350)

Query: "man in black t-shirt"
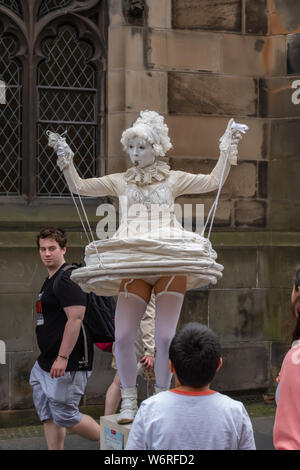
(30, 227, 100, 450)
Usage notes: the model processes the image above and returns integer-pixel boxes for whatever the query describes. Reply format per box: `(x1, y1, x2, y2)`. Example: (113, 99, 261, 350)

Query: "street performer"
(47, 110, 247, 423)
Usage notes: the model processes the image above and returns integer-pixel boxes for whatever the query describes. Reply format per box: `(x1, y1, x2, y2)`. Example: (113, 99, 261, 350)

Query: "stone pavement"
(252, 416, 275, 450)
(0, 433, 99, 450)
(0, 416, 275, 450)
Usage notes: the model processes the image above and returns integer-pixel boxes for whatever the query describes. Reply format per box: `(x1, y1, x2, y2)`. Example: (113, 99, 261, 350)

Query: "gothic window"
(37, 25, 98, 196)
(0, 31, 22, 195)
(0, 0, 106, 200)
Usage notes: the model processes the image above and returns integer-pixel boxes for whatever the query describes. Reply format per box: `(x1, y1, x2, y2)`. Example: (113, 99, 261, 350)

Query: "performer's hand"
(229, 132, 242, 162)
(46, 131, 70, 156)
(219, 119, 234, 153)
(219, 119, 248, 164)
(46, 130, 74, 170)
(139, 355, 154, 369)
(50, 356, 68, 378)
(56, 139, 69, 156)
(231, 121, 248, 135)
(46, 131, 61, 150)
(219, 119, 248, 147)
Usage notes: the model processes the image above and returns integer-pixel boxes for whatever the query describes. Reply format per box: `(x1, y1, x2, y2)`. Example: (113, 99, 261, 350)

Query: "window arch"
(38, 0, 73, 18)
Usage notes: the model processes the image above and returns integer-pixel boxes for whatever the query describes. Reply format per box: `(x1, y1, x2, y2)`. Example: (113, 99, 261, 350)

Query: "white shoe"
(117, 387, 138, 424)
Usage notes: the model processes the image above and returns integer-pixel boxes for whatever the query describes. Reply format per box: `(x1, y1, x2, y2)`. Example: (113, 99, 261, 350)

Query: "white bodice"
(126, 182, 173, 209)
(116, 182, 177, 238)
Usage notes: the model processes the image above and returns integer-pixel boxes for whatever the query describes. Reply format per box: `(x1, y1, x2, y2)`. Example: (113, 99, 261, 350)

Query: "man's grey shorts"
(30, 361, 91, 428)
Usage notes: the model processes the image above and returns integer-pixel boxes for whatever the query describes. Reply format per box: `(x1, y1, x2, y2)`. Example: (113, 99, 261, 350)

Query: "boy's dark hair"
(169, 322, 221, 388)
(37, 227, 67, 250)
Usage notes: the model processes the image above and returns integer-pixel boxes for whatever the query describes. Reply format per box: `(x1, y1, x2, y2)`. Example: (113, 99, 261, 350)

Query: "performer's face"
(127, 136, 155, 169)
(39, 237, 66, 271)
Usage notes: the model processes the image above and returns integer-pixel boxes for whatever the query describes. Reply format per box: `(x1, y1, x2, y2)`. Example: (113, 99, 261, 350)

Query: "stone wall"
(1, 0, 300, 419)
(106, 0, 300, 393)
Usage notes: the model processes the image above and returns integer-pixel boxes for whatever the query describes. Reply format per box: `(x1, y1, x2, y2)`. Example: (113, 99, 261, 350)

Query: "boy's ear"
(169, 359, 174, 373)
(216, 357, 223, 372)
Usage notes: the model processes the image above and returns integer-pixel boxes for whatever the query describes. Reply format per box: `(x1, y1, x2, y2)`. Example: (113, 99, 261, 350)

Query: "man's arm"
(50, 305, 85, 379)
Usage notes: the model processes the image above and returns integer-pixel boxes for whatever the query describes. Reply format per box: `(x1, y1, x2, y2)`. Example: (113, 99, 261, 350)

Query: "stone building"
(1, 0, 300, 418)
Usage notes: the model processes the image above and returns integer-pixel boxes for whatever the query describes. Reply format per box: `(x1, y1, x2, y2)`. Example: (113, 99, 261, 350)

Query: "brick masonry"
(172, 0, 242, 32)
(168, 72, 258, 116)
(245, 0, 268, 35)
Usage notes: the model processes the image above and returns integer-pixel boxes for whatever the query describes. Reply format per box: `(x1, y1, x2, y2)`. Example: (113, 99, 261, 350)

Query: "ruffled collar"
(124, 160, 170, 186)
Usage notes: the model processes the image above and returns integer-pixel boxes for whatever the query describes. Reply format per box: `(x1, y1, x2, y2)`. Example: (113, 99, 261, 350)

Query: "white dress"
(62, 150, 234, 296)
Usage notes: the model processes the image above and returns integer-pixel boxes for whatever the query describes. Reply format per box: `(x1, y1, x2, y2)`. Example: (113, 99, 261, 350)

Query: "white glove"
(46, 131, 74, 171)
(56, 139, 69, 156)
(219, 119, 248, 165)
(231, 121, 248, 135)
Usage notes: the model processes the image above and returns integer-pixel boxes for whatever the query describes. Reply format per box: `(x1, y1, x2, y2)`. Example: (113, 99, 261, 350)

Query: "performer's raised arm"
(172, 118, 248, 197)
(47, 131, 119, 198)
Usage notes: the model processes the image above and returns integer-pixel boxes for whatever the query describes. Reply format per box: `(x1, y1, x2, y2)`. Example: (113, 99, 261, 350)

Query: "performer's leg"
(115, 279, 152, 423)
(115, 279, 152, 387)
(120, 278, 152, 303)
(153, 276, 186, 390)
(154, 275, 187, 296)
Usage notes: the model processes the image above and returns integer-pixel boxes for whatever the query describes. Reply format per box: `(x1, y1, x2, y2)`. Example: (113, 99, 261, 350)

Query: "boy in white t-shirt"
(126, 322, 256, 450)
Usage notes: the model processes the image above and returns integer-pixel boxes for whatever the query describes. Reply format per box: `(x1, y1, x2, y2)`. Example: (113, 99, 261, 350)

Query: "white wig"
(120, 110, 172, 157)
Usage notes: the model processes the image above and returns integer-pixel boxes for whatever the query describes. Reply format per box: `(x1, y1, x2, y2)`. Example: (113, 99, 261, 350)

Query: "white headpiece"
(120, 110, 172, 157)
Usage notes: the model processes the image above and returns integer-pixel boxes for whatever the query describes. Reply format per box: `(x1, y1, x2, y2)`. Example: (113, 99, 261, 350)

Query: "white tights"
(114, 292, 147, 388)
(154, 291, 183, 388)
(114, 289, 184, 389)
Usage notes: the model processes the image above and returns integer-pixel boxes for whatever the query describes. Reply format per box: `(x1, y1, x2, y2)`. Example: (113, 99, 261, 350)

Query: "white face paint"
(127, 136, 155, 169)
